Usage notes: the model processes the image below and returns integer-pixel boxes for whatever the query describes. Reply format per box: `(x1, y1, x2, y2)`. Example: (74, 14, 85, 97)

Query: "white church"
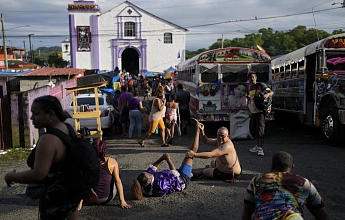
(64, 0, 187, 75)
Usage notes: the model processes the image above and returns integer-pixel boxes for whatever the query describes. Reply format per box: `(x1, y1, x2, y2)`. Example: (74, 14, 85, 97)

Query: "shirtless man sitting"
(186, 119, 242, 182)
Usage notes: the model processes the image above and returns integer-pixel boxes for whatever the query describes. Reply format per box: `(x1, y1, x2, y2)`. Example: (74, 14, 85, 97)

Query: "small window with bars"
(124, 22, 135, 37)
(164, 33, 172, 44)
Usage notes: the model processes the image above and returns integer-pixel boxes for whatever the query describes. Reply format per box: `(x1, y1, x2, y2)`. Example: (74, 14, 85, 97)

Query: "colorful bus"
(271, 33, 345, 146)
(176, 47, 271, 122)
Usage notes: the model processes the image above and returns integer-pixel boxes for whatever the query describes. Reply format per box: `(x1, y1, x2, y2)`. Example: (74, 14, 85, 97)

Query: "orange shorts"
(149, 118, 165, 133)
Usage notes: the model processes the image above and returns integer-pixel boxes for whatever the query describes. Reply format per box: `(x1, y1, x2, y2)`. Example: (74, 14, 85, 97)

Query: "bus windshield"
(326, 52, 345, 72)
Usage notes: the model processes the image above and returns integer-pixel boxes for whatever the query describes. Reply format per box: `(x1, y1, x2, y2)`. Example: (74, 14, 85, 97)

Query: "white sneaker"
(257, 148, 264, 156)
(249, 146, 259, 153)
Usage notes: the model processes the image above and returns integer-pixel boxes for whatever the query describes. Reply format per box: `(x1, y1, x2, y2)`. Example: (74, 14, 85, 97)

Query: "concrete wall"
(11, 79, 75, 148)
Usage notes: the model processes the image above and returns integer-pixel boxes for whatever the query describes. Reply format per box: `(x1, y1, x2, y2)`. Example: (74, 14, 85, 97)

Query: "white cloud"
(1, 0, 343, 50)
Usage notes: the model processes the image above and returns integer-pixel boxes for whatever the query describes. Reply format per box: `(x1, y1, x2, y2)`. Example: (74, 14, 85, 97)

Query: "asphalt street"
(0, 119, 344, 220)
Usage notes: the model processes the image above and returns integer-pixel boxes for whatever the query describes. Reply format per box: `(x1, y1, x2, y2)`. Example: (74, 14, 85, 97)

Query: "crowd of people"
(111, 76, 190, 148)
(3, 71, 329, 220)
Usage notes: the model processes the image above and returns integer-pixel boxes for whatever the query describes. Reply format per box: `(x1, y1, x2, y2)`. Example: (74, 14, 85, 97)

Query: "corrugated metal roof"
(18, 67, 85, 77)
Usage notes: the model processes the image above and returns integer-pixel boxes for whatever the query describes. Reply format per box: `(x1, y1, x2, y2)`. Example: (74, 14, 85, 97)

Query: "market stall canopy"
(163, 66, 176, 79)
(144, 72, 156, 77)
(164, 66, 176, 73)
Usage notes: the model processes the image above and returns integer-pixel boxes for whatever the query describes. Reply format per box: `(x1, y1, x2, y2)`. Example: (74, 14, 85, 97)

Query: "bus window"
(279, 66, 285, 80)
(200, 65, 218, 83)
(251, 63, 270, 82)
(273, 68, 280, 81)
(201, 72, 218, 83)
(256, 72, 270, 82)
(221, 65, 248, 82)
(222, 72, 247, 82)
(192, 68, 196, 82)
(285, 64, 291, 79)
(291, 63, 298, 78)
(326, 52, 345, 71)
(298, 60, 305, 76)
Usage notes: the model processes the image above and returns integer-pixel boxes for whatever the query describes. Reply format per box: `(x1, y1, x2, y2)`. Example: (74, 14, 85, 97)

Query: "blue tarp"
(144, 72, 156, 77)
(100, 88, 115, 96)
(112, 75, 121, 83)
(0, 70, 31, 75)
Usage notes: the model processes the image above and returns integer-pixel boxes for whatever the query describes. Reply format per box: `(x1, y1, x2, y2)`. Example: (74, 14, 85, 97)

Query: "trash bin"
(229, 110, 252, 140)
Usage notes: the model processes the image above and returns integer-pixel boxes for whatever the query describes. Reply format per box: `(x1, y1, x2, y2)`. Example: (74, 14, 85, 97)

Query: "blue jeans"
(129, 110, 142, 138)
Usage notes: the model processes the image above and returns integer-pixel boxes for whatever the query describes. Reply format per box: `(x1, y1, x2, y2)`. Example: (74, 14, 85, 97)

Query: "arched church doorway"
(121, 48, 139, 76)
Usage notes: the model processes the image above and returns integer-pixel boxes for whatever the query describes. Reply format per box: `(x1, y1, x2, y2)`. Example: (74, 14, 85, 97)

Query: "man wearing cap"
(247, 71, 274, 156)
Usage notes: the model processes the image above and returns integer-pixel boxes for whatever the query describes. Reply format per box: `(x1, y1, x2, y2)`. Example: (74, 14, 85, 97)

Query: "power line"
(0, 0, 240, 13)
(185, 6, 342, 29)
(5, 5, 341, 40)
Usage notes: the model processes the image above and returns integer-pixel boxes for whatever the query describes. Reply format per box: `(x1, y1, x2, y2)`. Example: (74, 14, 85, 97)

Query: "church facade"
(67, 0, 187, 75)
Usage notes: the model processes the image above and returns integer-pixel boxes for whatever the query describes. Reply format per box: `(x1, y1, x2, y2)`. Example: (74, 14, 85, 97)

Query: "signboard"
(77, 26, 91, 52)
(199, 48, 270, 63)
(68, 4, 97, 10)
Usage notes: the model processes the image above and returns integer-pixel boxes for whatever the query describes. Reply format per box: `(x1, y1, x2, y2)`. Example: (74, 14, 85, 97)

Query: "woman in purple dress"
(130, 119, 202, 199)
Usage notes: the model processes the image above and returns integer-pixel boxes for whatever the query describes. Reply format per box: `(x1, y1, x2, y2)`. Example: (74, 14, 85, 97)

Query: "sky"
(0, 0, 344, 52)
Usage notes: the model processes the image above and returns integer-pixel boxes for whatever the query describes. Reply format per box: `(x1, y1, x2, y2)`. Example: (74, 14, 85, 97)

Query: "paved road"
(0, 120, 344, 220)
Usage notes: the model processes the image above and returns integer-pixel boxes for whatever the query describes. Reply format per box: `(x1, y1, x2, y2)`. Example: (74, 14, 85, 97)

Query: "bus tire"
(322, 107, 344, 146)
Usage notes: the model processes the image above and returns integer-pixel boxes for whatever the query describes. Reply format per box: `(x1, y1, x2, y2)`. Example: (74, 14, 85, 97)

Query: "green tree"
(47, 52, 68, 68)
(185, 48, 208, 59)
(332, 29, 345, 35)
(288, 26, 307, 48)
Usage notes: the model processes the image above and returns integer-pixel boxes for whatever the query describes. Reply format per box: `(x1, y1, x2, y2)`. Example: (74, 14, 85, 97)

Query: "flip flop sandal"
(138, 141, 145, 147)
(161, 144, 170, 147)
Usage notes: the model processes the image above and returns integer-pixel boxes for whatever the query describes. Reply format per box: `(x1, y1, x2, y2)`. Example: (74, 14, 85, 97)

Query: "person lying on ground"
(241, 151, 329, 220)
(186, 121, 242, 183)
(131, 120, 202, 199)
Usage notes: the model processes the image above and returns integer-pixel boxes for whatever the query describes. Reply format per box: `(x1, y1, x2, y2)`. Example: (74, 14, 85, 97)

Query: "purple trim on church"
(141, 39, 147, 73)
(69, 14, 76, 68)
(91, 15, 99, 69)
(111, 39, 147, 74)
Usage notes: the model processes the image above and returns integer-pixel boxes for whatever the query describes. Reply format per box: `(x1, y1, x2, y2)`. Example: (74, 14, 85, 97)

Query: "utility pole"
(28, 34, 34, 63)
(1, 13, 8, 70)
(23, 40, 27, 60)
(312, 8, 320, 41)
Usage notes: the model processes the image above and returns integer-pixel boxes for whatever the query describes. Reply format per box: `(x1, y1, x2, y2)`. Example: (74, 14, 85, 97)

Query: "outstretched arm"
(197, 122, 217, 147)
(200, 134, 217, 147)
(187, 147, 227, 159)
(163, 153, 176, 170)
(110, 159, 131, 209)
(152, 154, 165, 168)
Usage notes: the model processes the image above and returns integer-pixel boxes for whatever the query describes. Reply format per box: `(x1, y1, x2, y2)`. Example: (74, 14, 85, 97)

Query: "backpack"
(250, 83, 272, 111)
(254, 92, 272, 111)
(47, 123, 100, 195)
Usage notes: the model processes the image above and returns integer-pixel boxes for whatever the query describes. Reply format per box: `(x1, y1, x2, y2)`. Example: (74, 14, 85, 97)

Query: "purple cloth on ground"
(146, 167, 182, 197)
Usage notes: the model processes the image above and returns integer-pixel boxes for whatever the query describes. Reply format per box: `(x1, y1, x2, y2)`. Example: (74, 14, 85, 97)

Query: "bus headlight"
(340, 98, 345, 106)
